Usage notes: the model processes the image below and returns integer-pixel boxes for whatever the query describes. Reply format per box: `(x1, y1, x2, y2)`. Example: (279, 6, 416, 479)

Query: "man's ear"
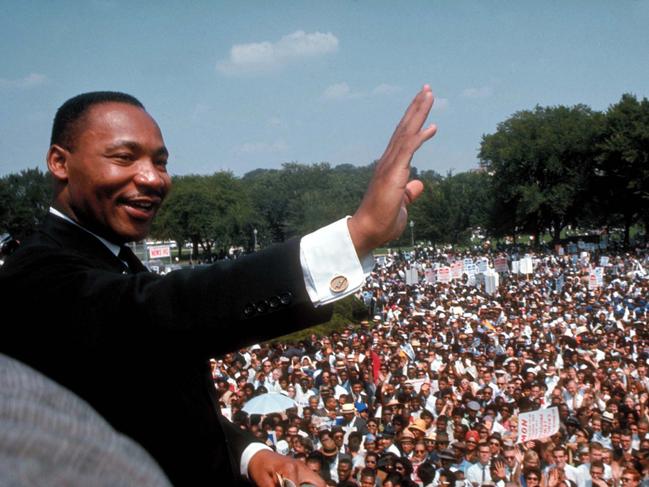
(46, 144, 70, 182)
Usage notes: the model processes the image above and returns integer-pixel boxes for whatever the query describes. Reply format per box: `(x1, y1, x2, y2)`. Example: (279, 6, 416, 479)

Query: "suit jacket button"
(243, 304, 256, 317)
(256, 300, 269, 314)
(269, 296, 281, 309)
(280, 292, 293, 305)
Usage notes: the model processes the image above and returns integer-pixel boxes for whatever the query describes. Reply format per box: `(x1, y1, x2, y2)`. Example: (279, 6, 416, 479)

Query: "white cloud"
(461, 86, 493, 98)
(432, 97, 449, 111)
(233, 139, 288, 155)
(322, 82, 352, 100)
(372, 83, 401, 96)
(217, 31, 338, 75)
(267, 116, 284, 128)
(0, 73, 47, 89)
(322, 82, 401, 101)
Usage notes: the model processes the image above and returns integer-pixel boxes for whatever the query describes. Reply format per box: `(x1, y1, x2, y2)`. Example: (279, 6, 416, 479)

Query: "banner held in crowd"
(518, 407, 560, 443)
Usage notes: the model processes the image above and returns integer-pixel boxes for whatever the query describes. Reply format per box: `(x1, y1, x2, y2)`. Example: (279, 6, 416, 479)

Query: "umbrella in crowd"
(242, 392, 297, 415)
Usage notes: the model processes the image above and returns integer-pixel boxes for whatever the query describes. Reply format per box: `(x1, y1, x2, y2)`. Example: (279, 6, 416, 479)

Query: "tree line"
(1, 93, 647, 255)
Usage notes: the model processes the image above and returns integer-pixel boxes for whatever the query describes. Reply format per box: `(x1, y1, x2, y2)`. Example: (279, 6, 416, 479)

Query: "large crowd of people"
(212, 243, 649, 487)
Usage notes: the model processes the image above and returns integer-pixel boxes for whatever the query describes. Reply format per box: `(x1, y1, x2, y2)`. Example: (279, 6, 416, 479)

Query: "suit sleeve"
(5, 237, 332, 359)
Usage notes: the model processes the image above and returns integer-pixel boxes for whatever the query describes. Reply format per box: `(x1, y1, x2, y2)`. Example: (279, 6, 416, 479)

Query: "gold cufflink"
(329, 275, 349, 293)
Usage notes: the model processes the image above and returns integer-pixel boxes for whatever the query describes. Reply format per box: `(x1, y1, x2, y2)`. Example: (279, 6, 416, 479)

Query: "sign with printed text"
(451, 261, 464, 280)
(484, 271, 499, 296)
(148, 245, 171, 259)
(599, 256, 609, 267)
(594, 267, 604, 286)
(494, 257, 509, 273)
(405, 267, 419, 285)
(437, 266, 451, 283)
(518, 407, 560, 443)
(519, 257, 533, 275)
(467, 274, 477, 286)
(511, 260, 520, 274)
(588, 271, 598, 290)
(407, 378, 427, 393)
(425, 268, 436, 284)
(476, 258, 488, 273)
(465, 263, 477, 276)
(463, 258, 473, 270)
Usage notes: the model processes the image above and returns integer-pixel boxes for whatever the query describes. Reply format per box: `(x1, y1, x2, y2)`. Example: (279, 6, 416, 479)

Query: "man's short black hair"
(50, 91, 145, 150)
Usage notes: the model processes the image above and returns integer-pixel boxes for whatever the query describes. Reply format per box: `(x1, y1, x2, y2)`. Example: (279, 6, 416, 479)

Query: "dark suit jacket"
(0, 213, 332, 486)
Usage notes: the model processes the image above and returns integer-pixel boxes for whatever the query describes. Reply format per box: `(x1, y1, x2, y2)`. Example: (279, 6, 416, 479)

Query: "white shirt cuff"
(240, 443, 272, 478)
(300, 217, 374, 306)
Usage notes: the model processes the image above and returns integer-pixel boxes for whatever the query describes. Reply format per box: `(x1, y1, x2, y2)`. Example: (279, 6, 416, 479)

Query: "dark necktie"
(118, 245, 145, 274)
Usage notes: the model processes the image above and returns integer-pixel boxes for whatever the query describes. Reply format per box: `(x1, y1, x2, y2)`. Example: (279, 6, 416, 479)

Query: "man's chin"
(109, 221, 152, 244)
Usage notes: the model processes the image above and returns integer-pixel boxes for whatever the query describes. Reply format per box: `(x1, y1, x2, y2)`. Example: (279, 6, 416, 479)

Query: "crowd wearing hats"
(212, 244, 649, 487)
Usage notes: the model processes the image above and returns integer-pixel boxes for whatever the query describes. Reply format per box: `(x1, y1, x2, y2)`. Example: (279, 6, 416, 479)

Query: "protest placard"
(451, 261, 463, 280)
(589, 271, 598, 290)
(520, 257, 533, 275)
(594, 267, 604, 287)
(467, 274, 477, 286)
(494, 257, 508, 273)
(425, 268, 436, 284)
(476, 258, 488, 273)
(407, 378, 427, 393)
(405, 267, 418, 285)
(511, 260, 520, 274)
(599, 256, 609, 267)
(437, 266, 451, 283)
(484, 270, 499, 296)
(518, 407, 560, 443)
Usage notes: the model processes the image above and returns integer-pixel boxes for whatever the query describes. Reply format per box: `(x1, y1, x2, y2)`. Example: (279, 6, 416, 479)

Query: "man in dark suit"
(1, 86, 437, 486)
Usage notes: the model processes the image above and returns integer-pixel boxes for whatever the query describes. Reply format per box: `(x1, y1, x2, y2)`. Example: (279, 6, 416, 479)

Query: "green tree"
(242, 168, 290, 243)
(243, 163, 372, 242)
(410, 170, 491, 245)
(479, 105, 603, 243)
(152, 172, 254, 258)
(594, 93, 649, 246)
(0, 168, 51, 240)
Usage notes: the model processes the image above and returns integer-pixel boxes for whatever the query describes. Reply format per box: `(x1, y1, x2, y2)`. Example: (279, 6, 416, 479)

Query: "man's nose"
(134, 159, 167, 192)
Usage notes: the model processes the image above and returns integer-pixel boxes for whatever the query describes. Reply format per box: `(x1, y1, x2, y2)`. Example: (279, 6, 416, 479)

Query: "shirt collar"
(49, 207, 121, 257)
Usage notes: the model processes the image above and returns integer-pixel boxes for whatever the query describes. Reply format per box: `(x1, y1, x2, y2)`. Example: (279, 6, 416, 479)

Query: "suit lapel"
(38, 214, 134, 274)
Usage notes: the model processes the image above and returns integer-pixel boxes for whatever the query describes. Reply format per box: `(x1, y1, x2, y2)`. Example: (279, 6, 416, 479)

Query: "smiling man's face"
(49, 102, 170, 243)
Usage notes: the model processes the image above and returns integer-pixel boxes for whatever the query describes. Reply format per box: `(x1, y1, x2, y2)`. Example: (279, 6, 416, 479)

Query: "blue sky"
(1, 0, 648, 177)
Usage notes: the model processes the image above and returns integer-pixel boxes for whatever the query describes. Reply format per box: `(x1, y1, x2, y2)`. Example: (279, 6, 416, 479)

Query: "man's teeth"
(129, 201, 153, 209)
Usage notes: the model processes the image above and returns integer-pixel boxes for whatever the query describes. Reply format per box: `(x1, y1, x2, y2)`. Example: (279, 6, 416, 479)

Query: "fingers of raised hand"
(398, 85, 433, 134)
(404, 180, 425, 206)
(386, 86, 436, 155)
(403, 87, 435, 135)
